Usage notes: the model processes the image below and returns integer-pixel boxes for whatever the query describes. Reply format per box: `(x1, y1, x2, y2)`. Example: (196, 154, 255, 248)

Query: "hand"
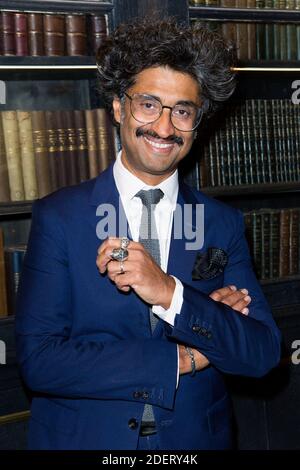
(178, 344, 210, 375)
(96, 237, 175, 308)
(209, 285, 251, 315)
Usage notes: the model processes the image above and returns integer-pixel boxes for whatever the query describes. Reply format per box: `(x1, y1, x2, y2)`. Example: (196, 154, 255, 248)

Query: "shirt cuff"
(152, 276, 183, 327)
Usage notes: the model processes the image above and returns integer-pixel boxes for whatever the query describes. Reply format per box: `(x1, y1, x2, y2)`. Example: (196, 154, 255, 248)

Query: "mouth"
(142, 134, 178, 155)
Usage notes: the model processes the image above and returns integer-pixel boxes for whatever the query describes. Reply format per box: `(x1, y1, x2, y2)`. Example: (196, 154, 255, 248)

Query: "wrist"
(159, 275, 176, 310)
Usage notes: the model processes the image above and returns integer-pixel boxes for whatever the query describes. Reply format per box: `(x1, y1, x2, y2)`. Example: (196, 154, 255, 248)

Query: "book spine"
(31, 111, 52, 198)
(54, 110, 68, 188)
(89, 15, 107, 55)
(14, 12, 28, 56)
(85, 109, 99, 178)
(0, 117, 10, 202)
(279, 209, 291, 278)
(44, 14, 65, 56)
(73, 110, 89, 182)
(0, 230, 8, 318)
(1, 111, 25, 201)
(4, 246, 26, 316)
(28, 13, 44, 56)
(2, 11, 15, 56)
(44, 110, 60, 192)
(16, 111, 38, 200)
(63, 110, 78, 185)
(66, 14, 87, 56)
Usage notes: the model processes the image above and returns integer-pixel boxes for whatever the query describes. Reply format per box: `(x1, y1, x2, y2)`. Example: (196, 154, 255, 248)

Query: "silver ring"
(120, 261, 124, 274)
(120, 237, 130, 249)
(111, 248, 128, 261)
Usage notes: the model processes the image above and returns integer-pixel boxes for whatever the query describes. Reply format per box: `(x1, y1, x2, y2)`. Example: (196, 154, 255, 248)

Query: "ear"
(112, 96, 121, 124)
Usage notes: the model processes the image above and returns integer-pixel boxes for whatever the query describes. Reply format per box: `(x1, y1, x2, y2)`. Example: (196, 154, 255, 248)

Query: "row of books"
(194, 19, 300, 61)
(244, 208, 300, 280)
(198, 99, 300, 188)
(0, 11, 107, 57)
(0, 108, 119, 203)
(0, 230, 26, 317)
(190, 0, 299, 8)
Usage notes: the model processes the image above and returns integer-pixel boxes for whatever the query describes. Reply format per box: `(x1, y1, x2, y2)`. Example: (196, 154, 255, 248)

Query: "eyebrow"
(141, 93, 200, 108)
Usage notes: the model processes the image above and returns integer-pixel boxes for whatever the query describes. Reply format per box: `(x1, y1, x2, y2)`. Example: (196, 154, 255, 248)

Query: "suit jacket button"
(206, 332, 212, 339)
(133, 391, 141, 398)
(200, 327, 207, 335)
(142, 392, 149, 399)
(128, 418, 138, 430)
(192, 325, 201, 332)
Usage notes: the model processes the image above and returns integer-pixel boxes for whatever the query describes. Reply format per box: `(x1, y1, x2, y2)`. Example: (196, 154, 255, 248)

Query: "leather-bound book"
(4, 245, 26, 316)
(1, 111, 25, 201)
(31, 110, 51, 197)
(95, 108, 113, 173)
(74, 109, 89, 182)
(44, 110, 60, 191)
(53, 110, 68, 188)
(85, 109, 99, 178)
(279, 209, 291, 278)
(28, 13, 44, 56)
(2, 11, 15, 56)
(0, 117, 10, 202)
(63, 110, 78, 185)
(66, 14, 87, 56)
(44, 14, 65, 56)
(0, 229, 8, 318)
(15, 12, 28, 56)
(89, 15, 107, 55)
(16, 111, 38, 200)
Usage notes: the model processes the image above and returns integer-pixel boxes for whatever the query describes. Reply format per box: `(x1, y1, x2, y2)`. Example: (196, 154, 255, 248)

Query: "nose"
(151, 107, 175, 138)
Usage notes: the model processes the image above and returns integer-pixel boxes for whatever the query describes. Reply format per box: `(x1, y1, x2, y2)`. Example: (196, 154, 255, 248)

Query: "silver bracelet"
(185, 346, 196, 377)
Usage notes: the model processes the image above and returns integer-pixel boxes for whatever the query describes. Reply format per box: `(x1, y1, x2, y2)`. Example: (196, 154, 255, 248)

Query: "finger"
(97, 237, 120, 256)
(114, 272, 132, 290)
(209, 285, 237, 301)
(231, 296, 251, 314)
(107, 260, 135, 280)
(216, 290, 250, 307)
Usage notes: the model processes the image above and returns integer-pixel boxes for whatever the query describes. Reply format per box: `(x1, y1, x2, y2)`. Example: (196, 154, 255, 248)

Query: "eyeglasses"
(124, 92, 203, 132)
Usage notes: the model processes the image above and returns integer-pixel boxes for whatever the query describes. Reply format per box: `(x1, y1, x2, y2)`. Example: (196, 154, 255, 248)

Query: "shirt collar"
(113, 150, 178, 207)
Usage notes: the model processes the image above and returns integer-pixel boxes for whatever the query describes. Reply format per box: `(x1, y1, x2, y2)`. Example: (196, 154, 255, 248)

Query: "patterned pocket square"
(192, 247, 228, 280)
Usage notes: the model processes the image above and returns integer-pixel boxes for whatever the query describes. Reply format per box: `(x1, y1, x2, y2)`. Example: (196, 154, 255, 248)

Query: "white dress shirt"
(113, 151, 184, 325)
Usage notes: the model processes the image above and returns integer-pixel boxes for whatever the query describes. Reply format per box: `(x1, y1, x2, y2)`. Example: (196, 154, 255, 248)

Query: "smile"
(143, 136, 175, 149)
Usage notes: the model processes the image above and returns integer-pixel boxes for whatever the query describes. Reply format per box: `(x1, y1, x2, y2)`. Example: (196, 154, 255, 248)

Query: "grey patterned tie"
(136, 188, 164, 424)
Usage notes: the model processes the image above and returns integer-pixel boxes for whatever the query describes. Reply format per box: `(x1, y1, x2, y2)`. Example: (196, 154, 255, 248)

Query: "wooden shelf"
(189, 6, 300, 23)
(0, 201, 33, 216)
(0, 1, 113, 14)
(0, 56, 97, 70)
(202, 182, 300, 198)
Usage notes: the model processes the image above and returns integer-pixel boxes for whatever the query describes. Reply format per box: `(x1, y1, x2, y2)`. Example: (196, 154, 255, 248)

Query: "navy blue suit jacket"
(16, 165, 281, 450)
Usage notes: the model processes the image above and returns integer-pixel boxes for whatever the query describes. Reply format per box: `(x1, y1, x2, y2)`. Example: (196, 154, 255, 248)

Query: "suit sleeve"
(15, 198, 177, 409)
(165, 211, 281, 378)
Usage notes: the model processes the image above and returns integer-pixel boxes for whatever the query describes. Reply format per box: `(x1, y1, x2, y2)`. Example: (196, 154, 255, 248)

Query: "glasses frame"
(124, 92, 203, 132)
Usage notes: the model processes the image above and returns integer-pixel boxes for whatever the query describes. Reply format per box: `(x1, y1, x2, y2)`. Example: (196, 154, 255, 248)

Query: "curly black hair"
(96, 17, 236, 121)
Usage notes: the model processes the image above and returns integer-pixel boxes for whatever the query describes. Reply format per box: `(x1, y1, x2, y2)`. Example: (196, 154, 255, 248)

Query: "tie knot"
(136, 189, 164, 208)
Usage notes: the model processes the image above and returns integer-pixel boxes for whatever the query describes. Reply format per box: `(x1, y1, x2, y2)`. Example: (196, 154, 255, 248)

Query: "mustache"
(136, 128, 184, 146)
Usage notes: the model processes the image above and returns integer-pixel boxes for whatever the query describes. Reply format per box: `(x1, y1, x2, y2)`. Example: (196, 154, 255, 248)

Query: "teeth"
(144, 136, 173, 149)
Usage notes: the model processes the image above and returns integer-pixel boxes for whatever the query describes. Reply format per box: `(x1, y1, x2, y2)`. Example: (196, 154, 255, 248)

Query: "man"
(16, 18, 281, 450)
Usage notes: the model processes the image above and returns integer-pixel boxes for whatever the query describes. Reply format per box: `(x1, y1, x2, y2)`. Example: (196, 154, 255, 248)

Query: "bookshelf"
(189, 0, 300, 450)
(0, 0, 299, 450)
(0, 0, 117, 450)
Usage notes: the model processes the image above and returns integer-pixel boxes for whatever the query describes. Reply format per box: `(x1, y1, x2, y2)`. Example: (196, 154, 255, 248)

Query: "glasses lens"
(171, 104, 202, 131)
(130, 94, 161, 123)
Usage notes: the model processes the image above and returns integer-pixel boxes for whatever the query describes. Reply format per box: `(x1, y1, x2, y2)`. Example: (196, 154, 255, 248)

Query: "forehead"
(129, 66, 201, 104)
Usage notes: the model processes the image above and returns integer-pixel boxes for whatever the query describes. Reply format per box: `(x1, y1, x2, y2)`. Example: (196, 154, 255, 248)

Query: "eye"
(173, 106, 192, 119)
